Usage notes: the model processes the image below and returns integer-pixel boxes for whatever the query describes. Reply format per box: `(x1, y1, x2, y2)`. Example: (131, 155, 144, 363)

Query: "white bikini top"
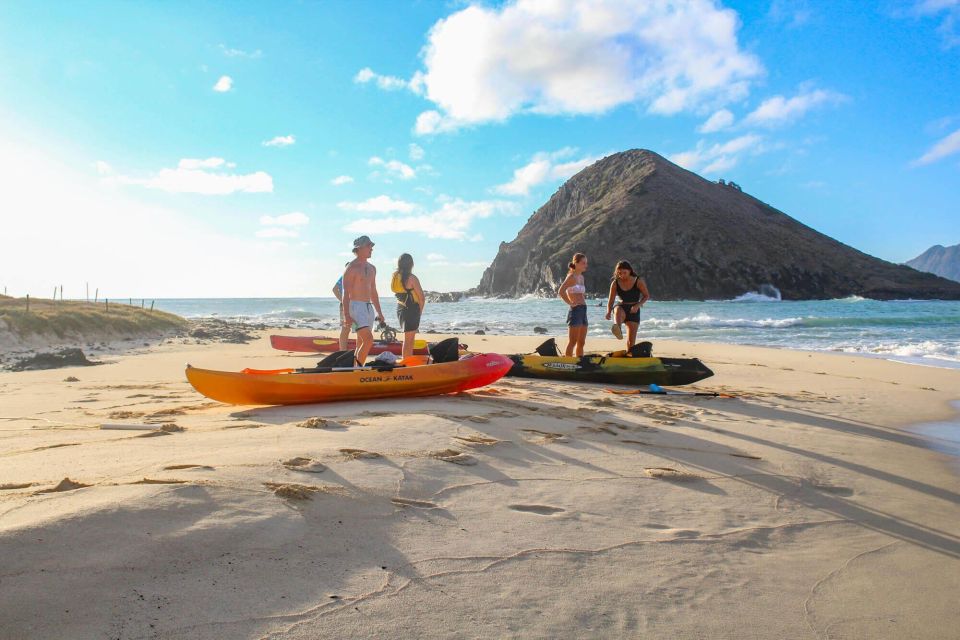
(568, 282, 586, 295)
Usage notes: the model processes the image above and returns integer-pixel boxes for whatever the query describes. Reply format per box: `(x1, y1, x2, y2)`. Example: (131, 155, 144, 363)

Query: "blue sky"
(1, 0, 958, 298)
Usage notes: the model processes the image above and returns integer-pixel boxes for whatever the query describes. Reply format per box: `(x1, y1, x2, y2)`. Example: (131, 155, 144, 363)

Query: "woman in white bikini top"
(558, 253, 589, 357)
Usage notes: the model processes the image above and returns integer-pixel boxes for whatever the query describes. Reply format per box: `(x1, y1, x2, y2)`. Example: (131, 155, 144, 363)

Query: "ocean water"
(153, 292, 960, 370)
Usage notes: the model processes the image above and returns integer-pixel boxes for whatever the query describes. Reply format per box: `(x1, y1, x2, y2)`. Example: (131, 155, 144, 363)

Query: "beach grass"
(0, 297, 187, 340)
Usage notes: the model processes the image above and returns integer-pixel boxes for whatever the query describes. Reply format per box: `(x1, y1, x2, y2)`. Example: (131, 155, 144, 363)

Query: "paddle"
(606, 383, 734, 398)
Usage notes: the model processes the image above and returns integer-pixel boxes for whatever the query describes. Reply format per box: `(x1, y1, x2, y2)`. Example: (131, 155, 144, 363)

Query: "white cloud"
(344, 198, 516, 240)
(669, 134, 763, 174)
(213, 75, 233, 92)
(331, 175, 354, 186)
(178, 157, 227, 170)
(354, 67, 414, 91)
(426, 252, 447, 263)
(913, 128, 960, 165)
(914, 0, 960, 48)
(698, 109, 735, 133)
(255, 227, 298, 239)
(409, 143, 425, 161)
(743, 86, 847, 127)
(369, 156, 416, 180)
(109, 158, 273, 195)
(95, 160, 112, 175)
(263, 135, 295, 147)
(220, 44, 262, 59)
(259, 212, 309, 226)
(404, 0, 762, 134)
(337, 195, 417, 213)
(495, 149, 599, 196)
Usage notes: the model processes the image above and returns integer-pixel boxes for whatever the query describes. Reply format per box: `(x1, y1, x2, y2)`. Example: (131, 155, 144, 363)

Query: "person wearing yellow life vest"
(391, 253, 426, 360)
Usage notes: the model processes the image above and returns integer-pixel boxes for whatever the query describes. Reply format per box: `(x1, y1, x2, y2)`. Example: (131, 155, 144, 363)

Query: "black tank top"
(616, 277, 641, 304)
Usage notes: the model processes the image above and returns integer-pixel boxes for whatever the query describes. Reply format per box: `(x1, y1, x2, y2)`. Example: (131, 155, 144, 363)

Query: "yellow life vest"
(391, 272, 423, 307)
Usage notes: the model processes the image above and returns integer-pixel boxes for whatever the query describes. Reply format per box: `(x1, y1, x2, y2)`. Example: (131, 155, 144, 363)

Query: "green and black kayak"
(507, 339, 713, 386)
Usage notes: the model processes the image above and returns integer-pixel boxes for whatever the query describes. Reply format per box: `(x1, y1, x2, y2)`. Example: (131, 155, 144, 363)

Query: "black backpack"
(429, 337, 461, 363)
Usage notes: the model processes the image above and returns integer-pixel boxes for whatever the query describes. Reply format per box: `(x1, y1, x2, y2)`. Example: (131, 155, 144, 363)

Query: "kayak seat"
(534, 338, 559, 357)
(316, 350, 357, 368)
(630, 341, 653, 358)
(430, 337, 461, 363)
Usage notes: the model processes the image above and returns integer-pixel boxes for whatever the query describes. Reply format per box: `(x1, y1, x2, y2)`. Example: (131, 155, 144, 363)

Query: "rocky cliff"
(475, 150, 960, 300)
(905, 243, 960, 283)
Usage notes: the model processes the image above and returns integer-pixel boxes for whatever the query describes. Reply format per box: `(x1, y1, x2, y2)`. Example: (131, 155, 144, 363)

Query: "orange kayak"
(185, 353, 512, 405)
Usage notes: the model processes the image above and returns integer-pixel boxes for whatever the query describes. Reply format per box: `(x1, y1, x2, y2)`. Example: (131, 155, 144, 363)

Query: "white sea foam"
(642, 314, 805, 329)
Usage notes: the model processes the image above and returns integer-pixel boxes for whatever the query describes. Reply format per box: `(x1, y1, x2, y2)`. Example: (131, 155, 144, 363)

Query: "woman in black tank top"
(605, 259, 650, 350)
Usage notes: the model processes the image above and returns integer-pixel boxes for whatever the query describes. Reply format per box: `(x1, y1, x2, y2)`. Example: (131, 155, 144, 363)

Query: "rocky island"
(474, 150, 960, 300)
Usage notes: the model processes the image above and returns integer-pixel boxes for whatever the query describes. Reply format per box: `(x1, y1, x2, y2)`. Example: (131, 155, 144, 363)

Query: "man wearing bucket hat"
(342, 235, 385, 367)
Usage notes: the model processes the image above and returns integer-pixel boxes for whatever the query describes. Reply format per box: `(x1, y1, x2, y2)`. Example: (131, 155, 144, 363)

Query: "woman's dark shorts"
(397, 304, 421, 332)
(567, 304, 588, 327)
(617, 302, 641, 323)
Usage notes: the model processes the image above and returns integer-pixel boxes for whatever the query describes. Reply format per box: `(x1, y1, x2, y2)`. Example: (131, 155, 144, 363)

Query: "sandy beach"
(1, 331, 959, 639)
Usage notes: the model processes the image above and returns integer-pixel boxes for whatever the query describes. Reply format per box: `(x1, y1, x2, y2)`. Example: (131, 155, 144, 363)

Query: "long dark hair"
(396, 253, 414, 286)
(568, 252, 586, 273)
(612, 259, 637, 281)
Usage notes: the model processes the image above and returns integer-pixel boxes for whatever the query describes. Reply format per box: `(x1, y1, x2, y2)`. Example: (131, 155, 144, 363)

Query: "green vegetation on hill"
(0, 297, 188, 339)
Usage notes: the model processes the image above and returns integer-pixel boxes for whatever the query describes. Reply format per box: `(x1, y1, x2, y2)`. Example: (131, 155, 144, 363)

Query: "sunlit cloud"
(353, 67, 420, 92)
(219, 44, 263, 58)
(213, 75, 233, 92)
(263, 135, 295, 147)
(108, 158, 272, 194)
(400, 0, 762, 134)
(743, 86, 847, 128)
(494, 148, 599, 196)
(331, 175, 354, 186)
(344, 198, 516, 240)
(698, 109, 735, 133)
(369, 156, 416, 180)
(337, 195, 417, 213)
(669, 134, 763, 175)
(913, 127, 960, 165)
(409, 143, 425, 161)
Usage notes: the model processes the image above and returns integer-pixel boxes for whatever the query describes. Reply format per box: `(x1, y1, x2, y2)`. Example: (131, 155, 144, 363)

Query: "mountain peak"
(476, 152, 960, 300)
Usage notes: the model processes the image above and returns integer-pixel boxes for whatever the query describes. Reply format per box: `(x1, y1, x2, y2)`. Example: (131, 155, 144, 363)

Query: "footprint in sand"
(108, 410, 145, 419)
(641, 523, 671, 530)
(729, 453, 762, 460)
(282, 457, 327, 473)
(391, 497, 439, 509)
(298, 417, 343, 429)
(487, 410, 518, 418)
(508, 504, 565, 515)
(132, 478, 188, 485)
(339, 448, 381, 460)
(264, 482, 347, 500)
(453, 434, 502, 447)
(588, 398, 616, 408)
(520, 429, 569, 444)
(604, 420, 656, 432)
(31, 443, 80, 452)
(809, 483, 854, 497)
(643, 467, 701, 482)
(361, 410, 394, 418)
(1, 482, 35, 490)
(163, 464, 214, 471)
(35, 478, 90, 494)
(224, 423, 264, 430)
(429, 449, 478, 465)
(577, 425, 617, 435)
(464, 415, 490, 423)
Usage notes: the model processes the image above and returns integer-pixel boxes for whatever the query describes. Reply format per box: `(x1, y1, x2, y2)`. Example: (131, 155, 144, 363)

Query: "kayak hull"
(186, 353, 512, 405)
(269, 334, 427, 355)
(507, 354, 713, 386)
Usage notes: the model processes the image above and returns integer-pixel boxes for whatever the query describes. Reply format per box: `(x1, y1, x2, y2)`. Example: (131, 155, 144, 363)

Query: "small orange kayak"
(185, 353, 512, 405)
(269, 335, 428, 355)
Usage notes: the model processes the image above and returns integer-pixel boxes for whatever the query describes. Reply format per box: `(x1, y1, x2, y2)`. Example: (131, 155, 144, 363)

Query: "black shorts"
(566, 304, 588, 327)
(617, 302, 641, 323)
(397, 303, 421, 332)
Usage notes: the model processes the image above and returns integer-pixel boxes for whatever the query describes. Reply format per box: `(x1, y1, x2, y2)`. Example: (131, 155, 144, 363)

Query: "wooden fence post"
(105, 298, 109, 312)
(150, 300, 155, 311)
(26, 294, 30, 313)
(94, 288, 98, 303)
